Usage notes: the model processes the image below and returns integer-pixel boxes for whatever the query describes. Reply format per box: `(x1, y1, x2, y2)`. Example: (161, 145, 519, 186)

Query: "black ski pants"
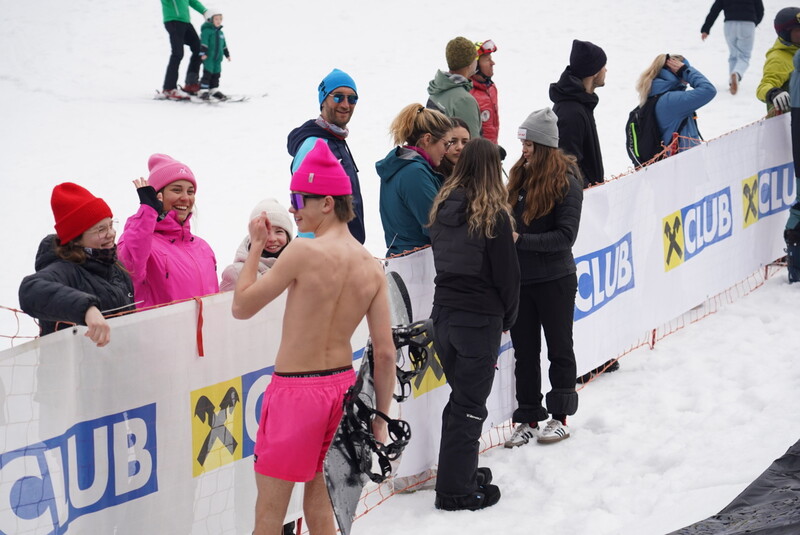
(432, 305, 502, 497)
(200, 70, 221, 90)
(509, 273, 578, 424)
(163, 21, 202, 91)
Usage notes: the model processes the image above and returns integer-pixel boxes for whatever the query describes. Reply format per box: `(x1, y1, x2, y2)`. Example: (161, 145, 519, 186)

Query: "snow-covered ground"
(1, 1, 799, 533)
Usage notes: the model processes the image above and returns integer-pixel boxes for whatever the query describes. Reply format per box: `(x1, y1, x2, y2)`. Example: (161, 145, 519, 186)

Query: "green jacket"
(161, 0, 206, 23)
(200, 22, 229, 73)
(757, 38, 800, 111)
(426, 70, 482, 138)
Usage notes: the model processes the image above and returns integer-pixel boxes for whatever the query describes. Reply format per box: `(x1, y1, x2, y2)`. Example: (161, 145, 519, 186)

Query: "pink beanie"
(147, 153, 197, 192)
(289, 139, 352, 196)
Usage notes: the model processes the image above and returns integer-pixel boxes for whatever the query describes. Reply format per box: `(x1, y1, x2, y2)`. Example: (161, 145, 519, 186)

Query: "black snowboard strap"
(392, 319, 434, 402)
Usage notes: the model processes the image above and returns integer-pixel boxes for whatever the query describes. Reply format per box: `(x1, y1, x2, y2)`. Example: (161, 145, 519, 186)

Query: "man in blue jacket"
(287, 69, 365, 244)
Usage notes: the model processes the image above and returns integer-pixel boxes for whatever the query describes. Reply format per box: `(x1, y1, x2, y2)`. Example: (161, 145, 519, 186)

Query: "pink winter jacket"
(118, 204, 219, 309)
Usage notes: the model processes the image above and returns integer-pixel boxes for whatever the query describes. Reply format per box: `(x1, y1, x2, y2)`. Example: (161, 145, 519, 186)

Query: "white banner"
(0, 116, 791, 533)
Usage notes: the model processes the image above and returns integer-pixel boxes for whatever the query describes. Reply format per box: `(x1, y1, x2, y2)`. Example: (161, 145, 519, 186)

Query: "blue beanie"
(318, 68, 357, 106)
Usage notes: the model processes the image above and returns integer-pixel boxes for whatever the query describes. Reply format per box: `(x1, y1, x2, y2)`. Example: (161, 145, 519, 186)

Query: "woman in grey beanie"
(504, 107, 584, 448)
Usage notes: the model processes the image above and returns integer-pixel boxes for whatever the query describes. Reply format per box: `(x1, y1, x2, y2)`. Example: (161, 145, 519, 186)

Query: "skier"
(159, 0, 206, 100)
(470, 39, 500, 144)
(231, 140, 396, 535)
(198, 7, 231, 101)
(19, 183, 134, 346)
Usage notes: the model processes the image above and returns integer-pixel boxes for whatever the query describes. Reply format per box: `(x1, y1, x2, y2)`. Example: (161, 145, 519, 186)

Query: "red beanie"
(289, 139, 352, 195)
(147, 153, 197, 192)
(50, 182, 113, 243)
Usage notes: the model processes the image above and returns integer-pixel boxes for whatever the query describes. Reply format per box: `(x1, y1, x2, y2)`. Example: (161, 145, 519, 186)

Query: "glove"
(676, 64, 688, 80)
(768, 88, 791, 113)
(137, 185, 163, 214)
(497, 145, 507, 161)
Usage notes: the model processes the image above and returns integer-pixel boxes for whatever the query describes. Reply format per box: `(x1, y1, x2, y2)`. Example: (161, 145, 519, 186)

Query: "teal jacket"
(200, 22, 229, 73)
(377, 147, 444, 256)
(426, 70, 482, 138)
(161, 0, 206, 23)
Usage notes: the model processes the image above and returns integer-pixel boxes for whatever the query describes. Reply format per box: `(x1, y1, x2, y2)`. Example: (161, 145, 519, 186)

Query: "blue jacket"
(287, 120, 365, 243)
(649, 59, 716, 152)
(376, 147, 443, 256)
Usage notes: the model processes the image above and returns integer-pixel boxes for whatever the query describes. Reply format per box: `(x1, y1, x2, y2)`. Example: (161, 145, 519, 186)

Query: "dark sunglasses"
(289, 192, 325, 210)
(330, 93, 358, 105)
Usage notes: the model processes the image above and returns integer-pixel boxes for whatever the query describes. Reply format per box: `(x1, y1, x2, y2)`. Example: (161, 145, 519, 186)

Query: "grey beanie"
(517, 108, 559, 148)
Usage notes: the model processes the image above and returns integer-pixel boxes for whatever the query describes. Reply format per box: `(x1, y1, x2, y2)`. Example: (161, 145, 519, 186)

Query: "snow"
(1, 0, 799, 533)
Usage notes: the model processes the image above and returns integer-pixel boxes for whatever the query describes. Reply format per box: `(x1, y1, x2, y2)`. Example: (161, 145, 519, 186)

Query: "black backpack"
(625, 94, 689, 167)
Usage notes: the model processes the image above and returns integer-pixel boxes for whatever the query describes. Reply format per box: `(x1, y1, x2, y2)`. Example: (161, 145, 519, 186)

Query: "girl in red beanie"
(118, 154, 219, 309)
(18, 182, 135, 347)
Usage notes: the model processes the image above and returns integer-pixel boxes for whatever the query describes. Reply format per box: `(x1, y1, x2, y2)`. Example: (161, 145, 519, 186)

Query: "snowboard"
(323, 271, 432, 535)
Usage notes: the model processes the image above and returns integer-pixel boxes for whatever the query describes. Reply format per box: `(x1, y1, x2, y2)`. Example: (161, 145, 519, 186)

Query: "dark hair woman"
(504, 108, 583, 448)
(19, 182, 135, 347)
(434, 117, 471, 178)
(428, 137, 520, 511)
(376, 103, 454, 256)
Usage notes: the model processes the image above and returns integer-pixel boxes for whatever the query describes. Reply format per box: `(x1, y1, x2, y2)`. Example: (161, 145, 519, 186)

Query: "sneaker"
(435, 484, 501, 511)
(161, 89, 189, 101)
(729, 73, 738, 95)
(211, 90, 228, 101)
(182, 83, 200, 95)
(504, 423, 541, 448)
(537, 419, 570, 444)
(476, 467, 492, 487)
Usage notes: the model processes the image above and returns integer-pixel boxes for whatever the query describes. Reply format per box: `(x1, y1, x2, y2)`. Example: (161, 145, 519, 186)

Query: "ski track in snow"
(2, 1, 799, 533)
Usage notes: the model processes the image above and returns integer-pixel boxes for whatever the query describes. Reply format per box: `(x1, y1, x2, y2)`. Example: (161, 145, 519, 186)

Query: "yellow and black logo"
(191, 379, 243, 476)
(662, 211, 685, 271)
(741, 174, 759, 228)
(410, 343, 447, 398)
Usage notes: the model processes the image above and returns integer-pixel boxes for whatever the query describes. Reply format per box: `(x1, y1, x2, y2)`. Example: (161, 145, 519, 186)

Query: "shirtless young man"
(232, 139, 396, 535)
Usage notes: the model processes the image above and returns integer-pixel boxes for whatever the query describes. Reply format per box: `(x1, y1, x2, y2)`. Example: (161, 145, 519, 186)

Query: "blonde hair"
(636, 54, 683, 106)
(389, 103, 454, 146)
(429, 138, 512, 238)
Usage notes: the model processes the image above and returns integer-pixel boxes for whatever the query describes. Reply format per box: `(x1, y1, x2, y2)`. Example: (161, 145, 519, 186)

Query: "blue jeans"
(724, 20, 756, 79)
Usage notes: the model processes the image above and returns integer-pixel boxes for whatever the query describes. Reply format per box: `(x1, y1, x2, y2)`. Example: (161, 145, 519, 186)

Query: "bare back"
(275, 232, 384, 372)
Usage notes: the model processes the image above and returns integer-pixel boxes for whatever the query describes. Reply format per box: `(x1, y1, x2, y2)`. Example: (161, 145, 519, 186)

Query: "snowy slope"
(1, 1, 799, 533)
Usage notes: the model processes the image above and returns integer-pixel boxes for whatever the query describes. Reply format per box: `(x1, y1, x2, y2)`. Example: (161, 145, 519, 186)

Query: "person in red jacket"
(470, 39, 500, 144)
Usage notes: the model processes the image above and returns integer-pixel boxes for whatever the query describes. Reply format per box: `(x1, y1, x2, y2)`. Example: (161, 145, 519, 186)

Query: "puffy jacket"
(200, 21, 229, 74)
(19, 235, 134, 335)
(118, 205, 219, 309)
(426, 70, 482, 138)
(701, 0, 764, 34)
(376, 147, 444, 256)
(470, 75, 500, 143)
(430, 188, 519, 330)
(219, 236, 277, 291)
(513, 174, 583, 285)
(287, 119, 365, 243)
(161, 0, 206, 23)
(757, 38, 800, 112)
(649, 59, 716, 153)
(549, 67, 605, 187)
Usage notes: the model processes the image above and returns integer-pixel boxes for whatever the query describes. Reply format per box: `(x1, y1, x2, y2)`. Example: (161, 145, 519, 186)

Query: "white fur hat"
(249, 198, 294, 241)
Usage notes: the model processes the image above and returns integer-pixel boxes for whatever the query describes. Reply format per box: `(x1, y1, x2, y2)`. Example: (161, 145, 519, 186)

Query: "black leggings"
(162, 21, 201, 90)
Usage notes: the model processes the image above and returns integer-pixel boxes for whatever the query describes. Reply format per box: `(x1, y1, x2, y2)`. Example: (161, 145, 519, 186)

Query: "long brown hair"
(429, 138, 511, 238)
(55, 237, 87, 264)
(507, 143, 579, 224)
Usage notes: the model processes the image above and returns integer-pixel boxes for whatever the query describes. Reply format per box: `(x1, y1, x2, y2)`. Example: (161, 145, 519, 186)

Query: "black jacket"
(287, 119, 366, 244)
(513, 174, 583, 285)
(549, 67, 605, 187)
(701, 0, 764, 34)
(18, 235, 135, 335)
(430, 188, 520, 330)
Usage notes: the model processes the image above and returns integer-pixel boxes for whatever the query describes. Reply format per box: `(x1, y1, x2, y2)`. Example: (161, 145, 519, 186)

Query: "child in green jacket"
(199, 8, 231, 100)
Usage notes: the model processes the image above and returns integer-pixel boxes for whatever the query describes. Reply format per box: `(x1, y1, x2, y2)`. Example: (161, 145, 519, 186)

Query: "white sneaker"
(504, 423, 541, 448)
(537, 419, 570, 444)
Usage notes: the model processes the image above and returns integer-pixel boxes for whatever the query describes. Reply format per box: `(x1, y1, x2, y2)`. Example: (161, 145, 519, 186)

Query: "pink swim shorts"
(254, 367, 356, 482)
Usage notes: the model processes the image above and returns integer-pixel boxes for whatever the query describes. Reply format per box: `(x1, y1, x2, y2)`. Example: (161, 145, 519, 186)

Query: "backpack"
(625, 94, 689, 167)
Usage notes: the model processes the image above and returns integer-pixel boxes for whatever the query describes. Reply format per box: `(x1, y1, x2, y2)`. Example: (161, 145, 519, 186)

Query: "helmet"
(774, 7, 800, 44)
(204, 7, 222, 21)
(475, 39, 497, 57)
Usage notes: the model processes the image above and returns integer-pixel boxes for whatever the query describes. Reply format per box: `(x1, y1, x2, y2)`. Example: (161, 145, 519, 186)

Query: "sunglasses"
(476, 39, 497, 56)
(289, 192, 325, 210)
(330, 93, 358, 105)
